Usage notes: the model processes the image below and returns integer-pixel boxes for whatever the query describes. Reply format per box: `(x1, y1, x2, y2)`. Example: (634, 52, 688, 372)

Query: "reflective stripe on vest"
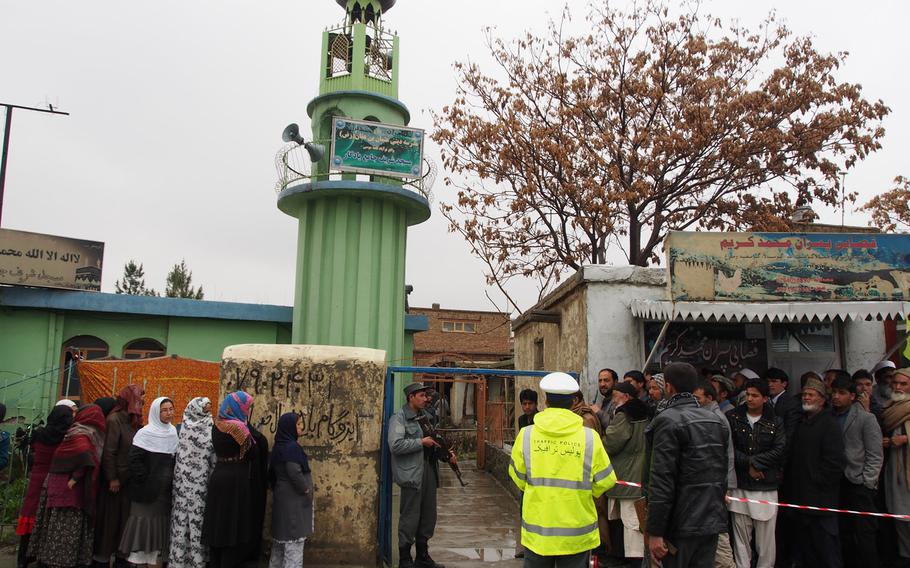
(520, 425, 594, 491)
(510, 457, 526, 481)
(522, 519, 599, 537)
(593, 463, 615, 482)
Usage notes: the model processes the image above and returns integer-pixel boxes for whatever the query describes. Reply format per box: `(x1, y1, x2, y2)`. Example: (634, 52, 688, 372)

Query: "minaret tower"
(277, 0, 430, 362)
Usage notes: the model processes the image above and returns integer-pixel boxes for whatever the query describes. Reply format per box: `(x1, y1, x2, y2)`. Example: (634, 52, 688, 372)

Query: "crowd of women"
(13, 388, 315, 568)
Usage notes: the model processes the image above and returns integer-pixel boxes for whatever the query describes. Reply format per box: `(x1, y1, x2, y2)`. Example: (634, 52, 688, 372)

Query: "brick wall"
(410, 305, 512, 364)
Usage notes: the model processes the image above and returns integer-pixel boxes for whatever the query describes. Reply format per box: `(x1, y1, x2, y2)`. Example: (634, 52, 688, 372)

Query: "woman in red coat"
(15, 405, 74, 568)
(28, 404, 107, 568)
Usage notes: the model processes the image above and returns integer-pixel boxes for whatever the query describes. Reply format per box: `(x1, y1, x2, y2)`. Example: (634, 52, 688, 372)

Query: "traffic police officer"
(510, 372, 617, 567)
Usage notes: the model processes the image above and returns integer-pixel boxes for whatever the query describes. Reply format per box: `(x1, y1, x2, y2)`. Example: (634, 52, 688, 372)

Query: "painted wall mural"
(667, 231, 910, 302)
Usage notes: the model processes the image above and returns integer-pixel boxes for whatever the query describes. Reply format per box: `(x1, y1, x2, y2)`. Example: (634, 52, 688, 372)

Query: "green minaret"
(277, 0, 430, 363)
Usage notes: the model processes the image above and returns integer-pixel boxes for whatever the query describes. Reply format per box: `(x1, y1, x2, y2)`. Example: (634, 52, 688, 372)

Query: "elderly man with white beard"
(883, 368, 910, 564)
(782, 378, 846, 568)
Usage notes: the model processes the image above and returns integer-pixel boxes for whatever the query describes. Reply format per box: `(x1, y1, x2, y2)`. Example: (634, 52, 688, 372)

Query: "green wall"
(0, 307, 291, 424)
(166, 318, 285, 360)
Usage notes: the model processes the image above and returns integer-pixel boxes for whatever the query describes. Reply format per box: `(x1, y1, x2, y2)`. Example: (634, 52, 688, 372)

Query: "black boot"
(415, 541, 445, 568)
(399, 544, 415, 568)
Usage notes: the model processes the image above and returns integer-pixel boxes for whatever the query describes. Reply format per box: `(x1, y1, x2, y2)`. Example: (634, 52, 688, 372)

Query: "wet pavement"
(429, 460, 523, 568)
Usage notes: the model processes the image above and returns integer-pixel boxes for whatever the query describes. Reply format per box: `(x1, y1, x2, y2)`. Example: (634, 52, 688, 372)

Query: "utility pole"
(0, 103, 70, 227)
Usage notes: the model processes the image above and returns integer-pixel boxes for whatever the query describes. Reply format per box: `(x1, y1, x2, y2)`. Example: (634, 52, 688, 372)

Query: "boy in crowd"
(518, 388, 538, 430)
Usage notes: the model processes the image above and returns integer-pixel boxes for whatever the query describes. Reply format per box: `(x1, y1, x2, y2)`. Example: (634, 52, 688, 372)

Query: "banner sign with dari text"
(0, 228, 104, 291)
(330, 117, 424, 179)
(667, 231, 910, 302)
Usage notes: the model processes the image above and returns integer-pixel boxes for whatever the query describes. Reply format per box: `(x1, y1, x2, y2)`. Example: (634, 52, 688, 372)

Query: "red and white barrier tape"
(612, 479, 910, 520)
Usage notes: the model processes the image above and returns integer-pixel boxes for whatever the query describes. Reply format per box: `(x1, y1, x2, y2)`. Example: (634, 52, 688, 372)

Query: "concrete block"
(222, 344, 387, 566)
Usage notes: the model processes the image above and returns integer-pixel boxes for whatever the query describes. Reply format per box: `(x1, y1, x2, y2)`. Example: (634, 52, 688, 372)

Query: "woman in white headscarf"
(119, 397, 178, 567)
(168, 397, 216, 568)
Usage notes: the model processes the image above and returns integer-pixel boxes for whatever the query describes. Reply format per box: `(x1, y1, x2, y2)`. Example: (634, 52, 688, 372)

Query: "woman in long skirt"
(95, 384, 145, 567)
(28, 404, 107, 568)
(119, 397, 178, 567)
(268, 413, 314, 568)
(202, 391, 268, 568)
(15, 405, 74, 568)
(168, 397, 216, 568)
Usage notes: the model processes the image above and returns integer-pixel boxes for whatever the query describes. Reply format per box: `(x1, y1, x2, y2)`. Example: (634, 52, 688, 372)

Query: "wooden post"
(477, 378, 487, 470)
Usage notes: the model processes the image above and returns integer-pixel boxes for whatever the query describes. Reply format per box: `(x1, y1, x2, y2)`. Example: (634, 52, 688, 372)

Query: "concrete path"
(429, 461, 523, 568)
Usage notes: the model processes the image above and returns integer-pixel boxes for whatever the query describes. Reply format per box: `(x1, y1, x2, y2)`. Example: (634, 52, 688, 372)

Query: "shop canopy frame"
(630, 299, 910, 324)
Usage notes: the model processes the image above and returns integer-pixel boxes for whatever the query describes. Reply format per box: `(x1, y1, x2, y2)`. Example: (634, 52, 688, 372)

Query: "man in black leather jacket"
(727, 379, 786, 568)
(643, 362, 729, 568)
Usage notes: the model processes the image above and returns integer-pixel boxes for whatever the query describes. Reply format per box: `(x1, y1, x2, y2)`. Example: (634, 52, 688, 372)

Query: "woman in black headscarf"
(15, 406, 74, 568)
(267, 413, 313, 568)
(94, 397, 117, 417)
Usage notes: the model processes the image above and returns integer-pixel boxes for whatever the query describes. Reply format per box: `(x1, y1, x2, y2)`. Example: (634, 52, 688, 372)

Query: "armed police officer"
(510, 372, 617, 567)
(389, 382, 455, 568)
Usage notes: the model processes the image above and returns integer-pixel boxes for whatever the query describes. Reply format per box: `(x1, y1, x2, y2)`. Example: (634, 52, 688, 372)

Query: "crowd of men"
(506, 360, 910, 568)
(387, 359, 910, 568)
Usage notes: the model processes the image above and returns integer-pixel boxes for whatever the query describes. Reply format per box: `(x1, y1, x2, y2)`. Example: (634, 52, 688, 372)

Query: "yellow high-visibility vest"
(509, 407, 617, 556)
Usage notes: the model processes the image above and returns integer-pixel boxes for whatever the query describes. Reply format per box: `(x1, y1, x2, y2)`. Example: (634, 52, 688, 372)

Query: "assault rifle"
(415, 415, 467, 487)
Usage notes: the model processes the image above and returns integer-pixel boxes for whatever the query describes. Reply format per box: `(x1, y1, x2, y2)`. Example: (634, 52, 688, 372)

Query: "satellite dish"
(282, 123, 305, 145)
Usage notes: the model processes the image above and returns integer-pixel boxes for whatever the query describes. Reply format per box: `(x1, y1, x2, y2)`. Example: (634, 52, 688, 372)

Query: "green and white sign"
(330, 117, 424, 179)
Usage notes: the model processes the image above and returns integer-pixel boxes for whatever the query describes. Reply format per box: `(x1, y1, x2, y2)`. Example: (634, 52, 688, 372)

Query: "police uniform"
(510, 372, 618, 567)
(388, 383, 446, 568)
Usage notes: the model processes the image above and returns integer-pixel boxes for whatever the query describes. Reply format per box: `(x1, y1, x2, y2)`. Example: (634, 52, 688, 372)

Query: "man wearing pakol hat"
(602, 381, 649, 563)
(781, 377, 845, 568)
(711, 375, 737, 415)
(882, 367, 910, 564)
(509, 372, 617, 567)
(388, 382, 455, 568)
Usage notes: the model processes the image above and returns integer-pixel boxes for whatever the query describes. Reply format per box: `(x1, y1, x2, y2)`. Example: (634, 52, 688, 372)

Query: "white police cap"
(540, 372, 579, 395)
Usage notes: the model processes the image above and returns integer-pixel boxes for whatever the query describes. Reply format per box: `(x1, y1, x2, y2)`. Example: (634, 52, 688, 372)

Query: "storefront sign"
(667, 231, 910, 302)
(645, 322, 767, 375)
(0, 228, 104, 291)
(330, 117, 424, 178)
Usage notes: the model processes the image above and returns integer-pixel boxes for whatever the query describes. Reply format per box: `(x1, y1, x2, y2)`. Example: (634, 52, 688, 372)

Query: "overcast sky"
(2, 0, 908, 314)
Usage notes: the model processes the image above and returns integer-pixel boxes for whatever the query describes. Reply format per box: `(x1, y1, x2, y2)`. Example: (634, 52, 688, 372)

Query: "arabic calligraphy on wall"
(0, 228, 104, 291)
(667, 231, 910, 302)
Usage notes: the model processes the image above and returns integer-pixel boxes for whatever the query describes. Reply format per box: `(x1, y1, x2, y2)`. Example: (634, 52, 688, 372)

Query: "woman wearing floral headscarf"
(202, 391, 269, 568)
(15, 405, 74, 568)
(95, 384, 145, 566)
(268, 412, 314, 568)
(28, 404, 107, 568)
(169, 397, 216, 568)
(119, 396, 178, 567)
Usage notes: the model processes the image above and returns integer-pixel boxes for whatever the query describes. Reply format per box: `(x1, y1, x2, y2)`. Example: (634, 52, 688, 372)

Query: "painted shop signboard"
(644, 322, 767, 375)
(0, 228, 104, 291)
(330, 117, 424, 178)
(667, 231, 910, 302)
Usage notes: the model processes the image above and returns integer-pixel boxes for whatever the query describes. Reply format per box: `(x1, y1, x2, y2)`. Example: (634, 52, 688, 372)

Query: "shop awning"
(629, 299, 910, 323)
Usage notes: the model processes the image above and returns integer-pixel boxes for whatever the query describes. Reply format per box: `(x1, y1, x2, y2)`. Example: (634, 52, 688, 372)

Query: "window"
(123, 338, 166, 360)
(441, 321, 476, 333)
(534, 338, 545, 370)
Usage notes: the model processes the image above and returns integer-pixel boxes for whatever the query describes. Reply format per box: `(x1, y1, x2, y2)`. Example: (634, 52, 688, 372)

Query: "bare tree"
(433, 1, 889, 310)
